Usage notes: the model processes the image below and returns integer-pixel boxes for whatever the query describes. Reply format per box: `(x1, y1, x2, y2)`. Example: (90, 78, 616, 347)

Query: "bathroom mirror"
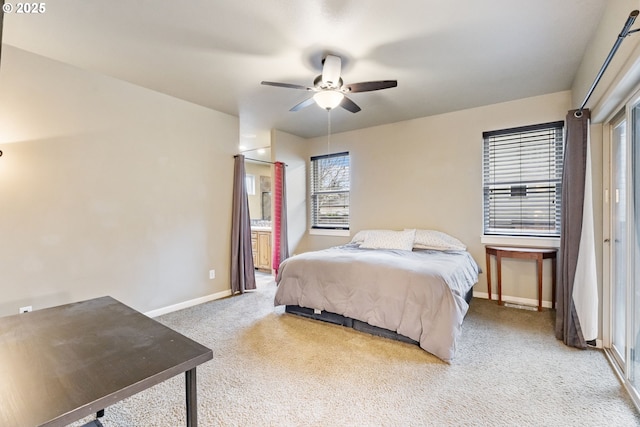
(244, 152, 272, 224)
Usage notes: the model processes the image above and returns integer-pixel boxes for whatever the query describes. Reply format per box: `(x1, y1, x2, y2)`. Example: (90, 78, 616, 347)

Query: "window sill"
(481, 235, 560, 249)
(309, 228, 350, 237)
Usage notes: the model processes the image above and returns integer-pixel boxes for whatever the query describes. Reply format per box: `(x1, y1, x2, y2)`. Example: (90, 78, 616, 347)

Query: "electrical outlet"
(19, 306, 32, 314)
(209, 269, 215, 279)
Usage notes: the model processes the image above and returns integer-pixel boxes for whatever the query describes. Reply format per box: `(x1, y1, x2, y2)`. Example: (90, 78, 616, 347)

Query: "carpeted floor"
(73, 275, 640, 426)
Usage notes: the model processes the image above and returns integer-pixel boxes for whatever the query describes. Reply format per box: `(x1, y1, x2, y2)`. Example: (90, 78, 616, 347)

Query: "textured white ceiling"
(3, 0, 608, 148)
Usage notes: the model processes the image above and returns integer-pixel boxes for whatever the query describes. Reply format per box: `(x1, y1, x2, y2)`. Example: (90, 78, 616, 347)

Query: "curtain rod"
(234, 155, 287, 167)
(576, 9, 640, 117)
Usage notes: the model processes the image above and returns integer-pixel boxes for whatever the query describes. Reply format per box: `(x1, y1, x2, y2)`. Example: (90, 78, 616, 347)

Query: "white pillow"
(410, 229, 466, 250)
(360, 229, 416, 251)
(350, 229, 392, 244)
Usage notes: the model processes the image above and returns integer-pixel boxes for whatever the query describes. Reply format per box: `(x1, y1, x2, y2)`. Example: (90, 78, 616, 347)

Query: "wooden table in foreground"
(485, 245, 558, 312)
(0, 296, 213, 427)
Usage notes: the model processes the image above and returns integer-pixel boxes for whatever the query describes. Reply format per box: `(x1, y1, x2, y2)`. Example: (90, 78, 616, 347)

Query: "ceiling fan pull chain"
(327, 109, 331, 155)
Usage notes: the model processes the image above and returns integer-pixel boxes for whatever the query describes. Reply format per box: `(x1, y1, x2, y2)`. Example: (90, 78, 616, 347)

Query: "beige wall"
(293, 91, 572, 305)
(0, 46, 239, 317)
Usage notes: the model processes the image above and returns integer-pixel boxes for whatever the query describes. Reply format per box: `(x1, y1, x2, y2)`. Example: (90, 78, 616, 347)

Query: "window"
(310, 152, 350, 229)
(483, 121, 564, 237)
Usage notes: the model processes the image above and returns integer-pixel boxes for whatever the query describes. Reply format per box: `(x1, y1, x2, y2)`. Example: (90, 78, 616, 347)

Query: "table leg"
(497, 254, 503, 306)
(485, 251, 492, 300)
(537, 256, 543, 312)
(186, 368, 197, 427)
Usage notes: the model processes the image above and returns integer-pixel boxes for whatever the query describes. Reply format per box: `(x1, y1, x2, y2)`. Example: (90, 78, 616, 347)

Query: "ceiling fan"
(261, 54, 397, 113)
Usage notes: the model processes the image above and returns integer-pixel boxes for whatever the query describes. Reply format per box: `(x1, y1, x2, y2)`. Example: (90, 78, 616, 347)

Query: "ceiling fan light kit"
(313, 90, 344, 110)
(261, 54, 397, 114)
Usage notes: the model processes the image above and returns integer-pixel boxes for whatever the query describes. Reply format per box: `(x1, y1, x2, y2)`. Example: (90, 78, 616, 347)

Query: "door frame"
(602, 86, 640, 411)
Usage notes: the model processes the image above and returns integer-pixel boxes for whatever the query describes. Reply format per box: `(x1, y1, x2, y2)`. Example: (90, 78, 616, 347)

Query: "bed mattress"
(274, 244, 479, 362)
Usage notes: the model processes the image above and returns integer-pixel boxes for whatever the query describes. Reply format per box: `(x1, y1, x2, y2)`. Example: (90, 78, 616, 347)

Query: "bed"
(274, 229, 480, 362)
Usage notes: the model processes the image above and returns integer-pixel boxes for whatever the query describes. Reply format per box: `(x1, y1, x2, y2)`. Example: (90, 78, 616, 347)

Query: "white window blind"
(310, 152, 350, 229)
(483, 121, 564, 237)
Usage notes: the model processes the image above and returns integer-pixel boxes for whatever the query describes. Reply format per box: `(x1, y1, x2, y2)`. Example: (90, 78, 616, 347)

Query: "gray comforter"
(274, 244, 479, 362)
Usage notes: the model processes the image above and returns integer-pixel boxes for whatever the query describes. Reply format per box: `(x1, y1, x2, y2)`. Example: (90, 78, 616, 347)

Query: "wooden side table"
(485, 246, 557, 311)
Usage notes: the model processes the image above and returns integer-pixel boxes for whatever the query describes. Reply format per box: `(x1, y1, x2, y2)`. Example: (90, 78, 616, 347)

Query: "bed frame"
(285, 287, 474, 347)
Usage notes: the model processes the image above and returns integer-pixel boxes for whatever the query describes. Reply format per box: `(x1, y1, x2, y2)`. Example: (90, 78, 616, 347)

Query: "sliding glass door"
(610, 114, 627, 369)
(607, 93, 640, 408)
(630, 101, 640, 392)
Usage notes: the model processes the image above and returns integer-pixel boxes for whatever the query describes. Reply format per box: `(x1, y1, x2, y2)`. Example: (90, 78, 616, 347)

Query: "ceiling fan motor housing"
(321, 54, 342, 88)
(313, 75, 343, 90)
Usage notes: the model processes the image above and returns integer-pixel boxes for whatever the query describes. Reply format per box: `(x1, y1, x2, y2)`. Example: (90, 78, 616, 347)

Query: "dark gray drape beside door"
(556, 108, 598, 348)
(230, 155, 256, 294)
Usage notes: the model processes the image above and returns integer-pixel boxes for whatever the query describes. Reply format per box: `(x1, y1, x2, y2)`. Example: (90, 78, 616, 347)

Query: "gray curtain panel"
(230, 155, 256, 294)
(556, 109, 591, 348)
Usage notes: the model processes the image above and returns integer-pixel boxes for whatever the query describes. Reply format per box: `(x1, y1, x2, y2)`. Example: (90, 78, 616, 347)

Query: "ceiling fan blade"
(290, 97, 316, 112)
(261, 81, 312, 91)
(321, 55, 342, 88)
(340, 96, 361, 113)
(344, 80, 398, 93)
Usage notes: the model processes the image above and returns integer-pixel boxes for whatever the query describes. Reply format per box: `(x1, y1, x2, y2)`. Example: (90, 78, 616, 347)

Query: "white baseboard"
(472, 291, 553, 309)
(144, 289, 232, 318)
